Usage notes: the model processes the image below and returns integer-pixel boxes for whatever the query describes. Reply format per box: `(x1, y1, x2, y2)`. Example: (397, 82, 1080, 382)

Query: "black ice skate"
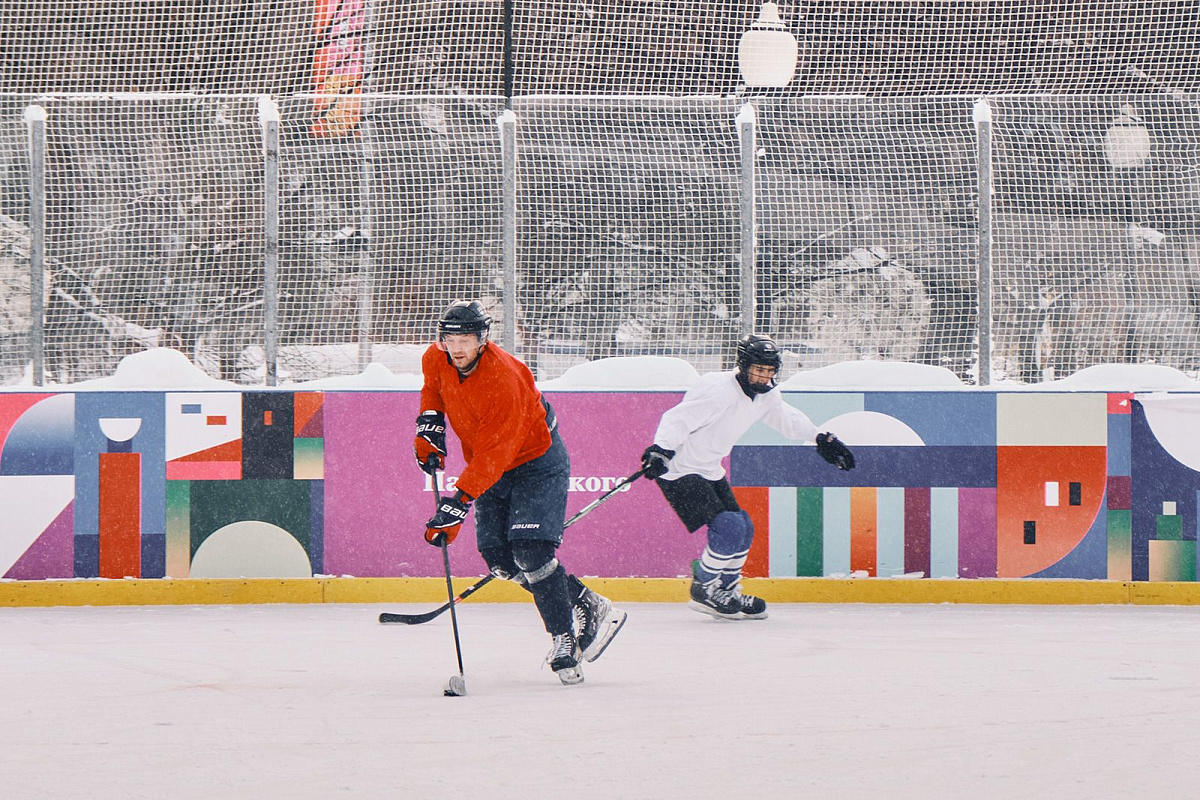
(728, 583, 768, 619)
(687, 576, 742, 620)
(546, 631, 584, 685)
(573, 587, 628, 662)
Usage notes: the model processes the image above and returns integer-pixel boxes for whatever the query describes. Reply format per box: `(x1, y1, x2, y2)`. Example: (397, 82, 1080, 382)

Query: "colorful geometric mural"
(731, 390, 1200, 581)
(0, 393, 75, 578)
(3, 388, 1200, 582)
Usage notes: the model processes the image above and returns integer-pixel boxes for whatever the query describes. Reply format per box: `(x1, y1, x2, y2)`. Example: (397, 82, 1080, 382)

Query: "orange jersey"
(419, 343, 552, 499)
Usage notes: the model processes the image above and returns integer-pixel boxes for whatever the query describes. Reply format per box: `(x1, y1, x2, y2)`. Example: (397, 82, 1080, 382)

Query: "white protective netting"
(990, 95, 1200, 383)
(0, 100, 33, 384)
(1, 1, 1199, 384)
(34, 97, 265, 384)
(515, 97, 742, 378)
(272, 95, 506, 382)
(754, 97, 979, 378)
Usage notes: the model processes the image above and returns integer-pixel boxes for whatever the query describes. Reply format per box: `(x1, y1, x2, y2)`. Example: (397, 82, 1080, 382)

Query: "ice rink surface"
(3, 601, 1199, 799)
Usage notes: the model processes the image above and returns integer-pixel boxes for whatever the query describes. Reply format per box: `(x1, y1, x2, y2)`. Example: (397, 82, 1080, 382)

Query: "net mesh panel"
(0, 1, 1199, 384)
(40, 97, 265, 384)
(990, 95, 1200, 383)
(274, 95, 505, 382)
(516, 97, 741, 378)
(756, 97, 979, 378)
(0, 100, 32, 385)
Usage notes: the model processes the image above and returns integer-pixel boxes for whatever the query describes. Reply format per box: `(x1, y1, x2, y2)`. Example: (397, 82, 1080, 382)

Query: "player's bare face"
(746, 364, 777, 386)
(442, 333, 483, 370)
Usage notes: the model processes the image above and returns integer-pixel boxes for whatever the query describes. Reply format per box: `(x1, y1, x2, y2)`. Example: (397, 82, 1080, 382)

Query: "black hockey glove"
(815, 432, 855, 470)
(414, 410, 447, 475)
(640, 444, 676, 480)
(425, 491, 471, 547)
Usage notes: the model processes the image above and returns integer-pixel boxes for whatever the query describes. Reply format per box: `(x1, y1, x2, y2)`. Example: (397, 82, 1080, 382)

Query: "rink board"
(3, 576, 1200, 607)
(2, 389, 1200, 595)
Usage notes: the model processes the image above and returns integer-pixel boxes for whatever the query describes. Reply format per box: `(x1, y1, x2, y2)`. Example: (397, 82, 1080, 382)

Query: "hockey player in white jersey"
(640, 334, 855, 620)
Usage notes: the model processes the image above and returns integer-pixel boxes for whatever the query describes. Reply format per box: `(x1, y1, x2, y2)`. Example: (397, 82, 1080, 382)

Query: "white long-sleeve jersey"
(652, 371, 820, 481)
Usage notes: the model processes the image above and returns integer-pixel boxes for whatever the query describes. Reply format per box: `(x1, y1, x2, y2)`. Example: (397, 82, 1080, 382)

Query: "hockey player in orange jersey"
(416, 300, 627, 685)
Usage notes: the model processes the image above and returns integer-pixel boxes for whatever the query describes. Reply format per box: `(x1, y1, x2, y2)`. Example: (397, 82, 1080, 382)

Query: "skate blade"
(740, 609, 769, 620)
(582, 609, 628, 662)
(556, 666, 585, 685)
(686, 599, 742, 620)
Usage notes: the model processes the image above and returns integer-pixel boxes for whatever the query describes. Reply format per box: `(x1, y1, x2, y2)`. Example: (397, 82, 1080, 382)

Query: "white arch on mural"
(190, 520, 313, 579)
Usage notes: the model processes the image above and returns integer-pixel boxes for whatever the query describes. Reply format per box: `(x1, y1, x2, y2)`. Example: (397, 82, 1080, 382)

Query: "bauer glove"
(414, 410, 447, 475)
(815, 432, 855, 471)
(640, 444, 676, 480)
(425, 491, 471, 546)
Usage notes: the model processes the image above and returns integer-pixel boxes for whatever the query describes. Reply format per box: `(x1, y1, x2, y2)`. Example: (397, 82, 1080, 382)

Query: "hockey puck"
(443, 675, 467, 696)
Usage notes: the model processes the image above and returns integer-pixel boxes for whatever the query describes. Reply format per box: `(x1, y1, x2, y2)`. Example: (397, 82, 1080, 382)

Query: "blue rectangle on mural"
(1107, 414, 1130, 476)
(74, 533, 98, 578)
(141, 534, 165, 579)
(730, 446, 997, 488)
(864, 393, 997, 446)
(181, 404, 202, 414)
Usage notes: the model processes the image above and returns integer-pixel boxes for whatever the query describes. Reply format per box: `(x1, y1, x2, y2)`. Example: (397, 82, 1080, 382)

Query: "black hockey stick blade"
(378, 574, 496, 625)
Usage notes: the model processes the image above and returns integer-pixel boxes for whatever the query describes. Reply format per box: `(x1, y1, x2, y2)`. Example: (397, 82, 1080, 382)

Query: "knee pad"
(511, 540, 560, 584)
(707, 510, 753, 555)
(481, 546, 521, 582)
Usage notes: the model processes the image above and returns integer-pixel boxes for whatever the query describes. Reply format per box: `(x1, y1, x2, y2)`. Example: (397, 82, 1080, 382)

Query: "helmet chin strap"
(735, 369, 775, 398)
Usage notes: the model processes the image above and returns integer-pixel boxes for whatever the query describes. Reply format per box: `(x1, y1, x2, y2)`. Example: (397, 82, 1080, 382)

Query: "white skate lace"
(708, 583, 738, 608)
(548, 633, 576, 664)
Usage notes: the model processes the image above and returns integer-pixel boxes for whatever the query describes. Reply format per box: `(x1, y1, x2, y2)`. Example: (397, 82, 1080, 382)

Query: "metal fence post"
(499, 109, 518, 351)
(357, 1, 376, 373)
(25, 104, 47, 386)
(974, 98, 994, 386)
(738, 102, 757, 339)
(258, 96, 280, 386)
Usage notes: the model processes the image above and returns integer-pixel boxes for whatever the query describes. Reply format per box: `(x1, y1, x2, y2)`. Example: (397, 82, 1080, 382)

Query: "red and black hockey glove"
(640, 444, 675, 480)
(425, 491, 471, 547)
(815, 432, 855, 471)
(414, 410, 447, 475)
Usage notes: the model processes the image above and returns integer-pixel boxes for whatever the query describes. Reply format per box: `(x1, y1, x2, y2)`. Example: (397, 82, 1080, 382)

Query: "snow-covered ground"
(3, 602, 1198, 798)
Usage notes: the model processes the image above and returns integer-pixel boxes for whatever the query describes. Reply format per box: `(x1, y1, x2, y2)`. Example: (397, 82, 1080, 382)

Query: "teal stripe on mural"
(165, 481, 190, 579)
(768, 487, 798, 577)
(1108, 509, 1132, 581)
(877, 487, 906, 577)
(823, 487, 851, 576)
(930, 488, 959, 578)
(796, 488, 823, 577)
(1156, 514, 1183, 541)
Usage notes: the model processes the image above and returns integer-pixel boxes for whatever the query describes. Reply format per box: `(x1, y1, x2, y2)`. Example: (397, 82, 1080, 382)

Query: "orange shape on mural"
(996, 446, 1107, 577)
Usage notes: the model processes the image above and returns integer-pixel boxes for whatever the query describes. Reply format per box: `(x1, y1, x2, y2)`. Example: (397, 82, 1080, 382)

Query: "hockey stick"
(379, 467, 647, 625)
(429, 466, 469, 696)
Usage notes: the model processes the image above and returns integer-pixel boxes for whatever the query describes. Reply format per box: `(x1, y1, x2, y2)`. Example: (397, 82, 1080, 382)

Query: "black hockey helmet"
(437, 299, 492, 344)
(735, 333, 782, 394)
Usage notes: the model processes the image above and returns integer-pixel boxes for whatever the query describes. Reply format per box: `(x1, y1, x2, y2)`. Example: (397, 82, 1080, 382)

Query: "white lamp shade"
(738, 2, 798, 88)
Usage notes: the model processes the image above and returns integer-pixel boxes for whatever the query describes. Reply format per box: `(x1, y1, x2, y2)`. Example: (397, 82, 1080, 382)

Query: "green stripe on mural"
(1156, 514, 1183, 541)
(796, 487, 823, 577)
(1107, 509, 1131, 581)
(165, 481, 190, 579)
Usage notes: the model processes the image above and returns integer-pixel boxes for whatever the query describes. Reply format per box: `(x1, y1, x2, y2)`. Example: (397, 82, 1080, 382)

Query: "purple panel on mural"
(5, 502, 75, 579)
(322, 391, 693, 578)
(322, 392, 487, 577)
(904, 488, 930, 576)
(958, 488, 998, 578)
(547, 392, 696, 577)
(1107, 475, 1131, 510)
